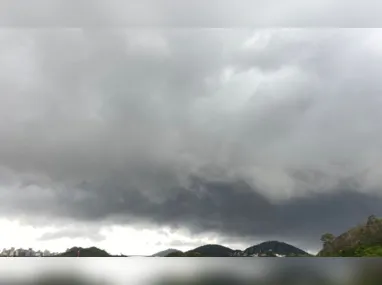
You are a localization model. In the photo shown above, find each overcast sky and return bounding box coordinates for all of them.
[1,1,382,255]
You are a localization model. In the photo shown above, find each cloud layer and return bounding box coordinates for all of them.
[1,26,382,249]
[1,0,382,27]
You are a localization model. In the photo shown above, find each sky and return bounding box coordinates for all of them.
[1,1,382,256]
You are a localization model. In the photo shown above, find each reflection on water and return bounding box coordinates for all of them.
[0,258,381,285]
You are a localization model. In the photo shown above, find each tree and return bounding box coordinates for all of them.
[367,215,378,226]
[166,251,185,257]
[320,233,335,245]
[185,252,202,257]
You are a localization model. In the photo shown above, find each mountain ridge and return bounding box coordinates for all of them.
[185,244,235,257]
[56,246,127,257]
[159,241,309,257]
[243,240,309,256]
[152,248,182,257]
[57,246,112,257]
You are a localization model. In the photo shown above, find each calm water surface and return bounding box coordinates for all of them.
[0,258,380,285]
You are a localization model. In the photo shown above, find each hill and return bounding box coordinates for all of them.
[318,215,382,257]
[152,249,182,257]
[185,244,235,257]
[162,241,309,257]
[243,241,309,257]
[57,246,112,257]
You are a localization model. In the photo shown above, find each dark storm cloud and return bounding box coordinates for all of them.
[4,178,382,250]
[1,26,382,248]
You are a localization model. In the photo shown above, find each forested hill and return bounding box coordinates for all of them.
[57,247,113,257]
[243,241,309,256]
[318,215,382,257]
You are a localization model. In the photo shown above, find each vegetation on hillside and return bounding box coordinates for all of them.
[185,244,235,257]
[152,249,182,257]
[166,251,202,257]
[165,245,233,257]
[164,242,310,257]
[243,241,309,257]
[57,246,112,257]
[318,215,382,257]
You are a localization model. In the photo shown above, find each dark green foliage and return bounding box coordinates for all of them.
[152,249,183,257]
[166,251,185,257]
[185,244,234,257]
[320,233,335,244]
[367,215,379,226]
[165,251,202,257]
[318,215,382,257]
[244,241,308,256]
[184,252,202,257]
[57,247,112,257]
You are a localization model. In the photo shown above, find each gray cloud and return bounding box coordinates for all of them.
[1,0,381,27]
[1,26,382,250]
[159,240,206,249]
[38,226,106,242]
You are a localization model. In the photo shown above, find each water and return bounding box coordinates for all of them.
[0,257,381,284]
